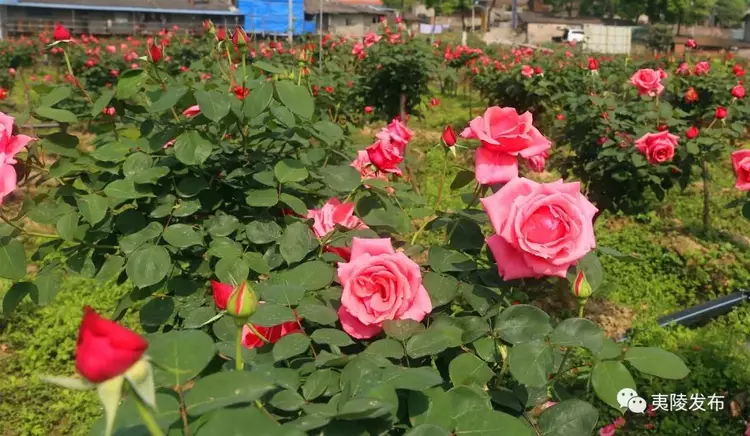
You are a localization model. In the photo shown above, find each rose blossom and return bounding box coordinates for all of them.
[481,178,598,280]
[460,106,552,184]
[337,238,432,339]
[635,131,678,164]
[676,62,689,76]
[75,306,148,383]
[211,280,234,310]
[306,197,367,239]
[694,61,710,76]
[599,423,616,436]
[525,150,548,173]
[182,105,201,118]
[242,317,301,349]
[630,69,665,96]
[686,126,699,139]
[715,106,728,119]
[732,84,745,99]
[731,149,750,191]
[366,119,413,175]
[521,65,533,78]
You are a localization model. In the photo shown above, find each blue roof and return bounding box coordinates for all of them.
[0,0,241,15]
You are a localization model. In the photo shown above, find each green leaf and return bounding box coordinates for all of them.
[91,89,115,117]
[455,410,534,436]
[120,222,163,254]
[174,131,212,166]
[285,260,334,291]
[448,353,494,387]
[313,120,344,145]
[3,282,34,316]
[320,165,361,192]
[149,330,215,387]
[103,179,152,200]
[550,318,605,354]
[55,212,79,242]
[244,81,274,118]
[258,283,306,305]
[246,189,279,207]
[273,333,311,362]
[95,255,125,283]
[428,247,476,273]
[406,327,456,358]
[591,360,637,411]
[182,306,217,329]
[337,398,393,420]
[176,176,208,198]
[116,69,146,99]
[40,85,71,107]
[276,81,314,119]
[275,159,309,183]
[271,105,295,128]
[91,142,132,163]
[296,301,338,325]
[270,389,305,411]
[383,366,443,391]
[408,388,453,430]
[303,369,334,401]
[139,297,174,329]
[149,86,187,113]
[215,256,249,285]
[185,371,276,416]
[539,399,599,436]
[365,339,404,359]
[207,237,243,259]
[508,339,555,388]
[311,328,354,346]
[575,252,603,291]
[77,194,108,225]
[245,252,270,275]
[384,319,425,342]
[35,106,78,123]
[88,392,179,435]
[279,193,308,216]
[249,302,296,326]
[0,239,26,280]
[422,272,459,307]
[252,60,284,73]
[279,222,318,264]
[494,304,552,344]
[245,220,283,244]
[43,132,80,157]
[597,338,623,360]
[451,170,475,190]
[163,224,204,248]
[123,152,152,176]
[194,89,231,122]
[624,347,690,380]
[406,425,451,436]
[126,244,171,288]
[205,213,238,237]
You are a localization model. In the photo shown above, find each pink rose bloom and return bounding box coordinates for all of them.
[182,105,201,118]
[363,32,381,47]
[461,106,552,184]
[337,238,432,339]
[366,119,413,175]
[0,164,18,205]
[599,424,616,436]
[676,62,689,76]
[694,61,710,76]
[525,150,548,173]
[163,139,176,149]
[306,197,367,239]
[630,69,664,96]
[0,112,34,165]
[481,178,598,280]
[521,65,533,78]
[635,131,678,165]
[731,149,750,191]
[387,119,413,146]
[106,45,117,54]
[352,42,365,57]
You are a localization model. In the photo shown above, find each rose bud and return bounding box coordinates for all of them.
[587,57,598,71]
[364,106,374,114]
[231,26,250,47]
[571,270,593,300]
[216,26,227,41]
[686,126,699,139]
[211,280,233,310]
[148,40,162,63]
[442,125,457,147]
[685,39,697,49]
[226,281,258,319]
[715,106,728,119]
[53,23,71,42]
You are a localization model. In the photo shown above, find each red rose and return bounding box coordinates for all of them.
[656,124,668,132]
[242,313,302,349]
[233,86,250,100]
[364,106,374,114]
[556,113,565,121]
[684,87,698,103]
[587,57,598,71]
[430,97,440,107]
[231,26,250,47]
[216,26,226,41]
[732,84,745,99]
[442,125,456,147]
[534,66,543,75]
[148,40,162,63]
[733,64,745,77]
[715,106,728,119]
[53,23,71,42]
[75,307,148,383]
[685,39,697,49]
[686,126,699,139]
[324,86,334,93]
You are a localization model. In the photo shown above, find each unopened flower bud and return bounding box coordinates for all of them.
[227,281,258,319]
[572,270,593,299]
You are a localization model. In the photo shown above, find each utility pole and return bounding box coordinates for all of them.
[512,0,517,29]
[319,0,323,67]
[288,0,293,44]
[471,1,475,33]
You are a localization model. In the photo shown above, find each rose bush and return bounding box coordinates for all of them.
[3,24,737,436]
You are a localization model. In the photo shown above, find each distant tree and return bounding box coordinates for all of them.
[713,0,746,27]
[542,0,577,16]
[425,0,471,29]
[382,0,418,11]
[666,0,715,34]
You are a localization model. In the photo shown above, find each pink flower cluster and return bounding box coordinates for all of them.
[0,113,34,204]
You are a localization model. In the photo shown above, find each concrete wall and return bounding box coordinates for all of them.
[583,24,631,54]
[327,13,379,38]
[483,26,517,44]
[526,22,570,44]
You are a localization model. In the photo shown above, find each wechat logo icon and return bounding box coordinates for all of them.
[617,388,648,414]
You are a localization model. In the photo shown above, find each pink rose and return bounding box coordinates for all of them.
[0,164,18,205]
[521,65,533,78]
[694,61,710,76]
[525,150,548,173]
[306,197,367,239]
[366,119,413,175]
[635,131,678,164]
[363,32,381,47]
[337,238,432,339]
[481,178,598,280]
[461,106,552,184]
[351,150,392,191]
[163,138,176,149]
[599,424,616,436]
[182,105,201,118]
[731,149,750,191]
[630,69,664,96]
[676,62,689,76]
[0,112,34,165]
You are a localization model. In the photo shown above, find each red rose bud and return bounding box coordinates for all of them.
[572,270,593,299]
[364,106,374,114]
[587,57,598,71]
[733,64,745,77]
[231,26,250,47]
[686,126,699,139]
[211,280,233,310]
[656,124,668,132]
[556,113,565,121]
[430,97,440,107]
[75,307,148,383]
[216,26,227,41]
[732,84,745,99]
[148,41,162,63]
[715,106,728,119]
[442,125,457,147]
[53,23,71,41]
[685,39,697,49]
[226,281,258,318]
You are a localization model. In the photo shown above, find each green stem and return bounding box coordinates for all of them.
[410,151,448,246]
[235,324,245,370]
[578,301,585,319]
[0,214,58,239]
[134,394,165,436]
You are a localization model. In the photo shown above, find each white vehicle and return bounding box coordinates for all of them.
[554,28,586,43]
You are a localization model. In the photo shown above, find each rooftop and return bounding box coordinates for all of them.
[303,0,387,15]
[2,0,239,14]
